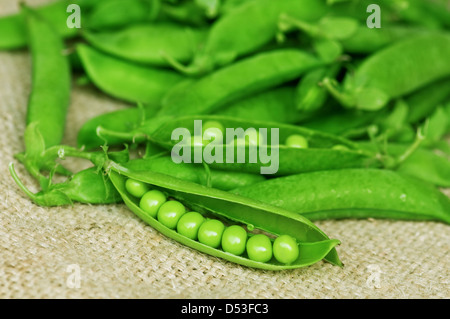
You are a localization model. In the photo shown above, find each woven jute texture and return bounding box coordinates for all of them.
[1,0,449,299]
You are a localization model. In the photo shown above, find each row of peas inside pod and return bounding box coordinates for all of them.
[182,120,317,149]
[125,178,300,265]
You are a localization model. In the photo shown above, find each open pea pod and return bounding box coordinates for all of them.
[147,115,381,175]
[107,162,342,270]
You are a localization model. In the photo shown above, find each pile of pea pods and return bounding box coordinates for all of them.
[4,0,450,270]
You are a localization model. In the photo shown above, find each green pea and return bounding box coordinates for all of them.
[221,225,247,256]
[157,200,186,229]
[285,134,309,148]
[190,135,205,147]
[331,144,350,151]
[125,178,150,198]
[198,219,225,248]
[139,190,167,218]
[246,234,273,263]
[273,235,299,264]
[202,120,224,143]
[176,212,205,240]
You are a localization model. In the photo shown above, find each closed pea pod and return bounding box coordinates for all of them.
[76,44,184,105]
[0,0,96,50]
[107,162,342,269]
[84,0,160,31]
[83,23,207,67]
[169,0,328,74]
[232,168,450,224]
[324,34,450,110]
[158,49,323,117]
[24,6,71,148]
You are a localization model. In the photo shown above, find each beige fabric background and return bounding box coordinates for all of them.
[0,0,449,299]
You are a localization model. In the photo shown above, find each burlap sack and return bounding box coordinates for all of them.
[0,0,449,299]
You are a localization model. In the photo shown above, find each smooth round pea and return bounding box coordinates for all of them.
[125,178,150,198]
[177,212,205,240]
[273,235,299,264]
[157,200,186,229]
[198,219,225,248]
[191,135,204,147]
[285,134,309,148]
[202,121,224,143]
[221,225,247,256]
[230,129,264,147]
[139,190,167,217]
[332,144,350,151]
[246,234,273,263]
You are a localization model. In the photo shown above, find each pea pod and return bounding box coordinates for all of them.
[107,162,342,269]
[340,25,430,54]
[170,0,328,74]
[24,6,71,148]
[325,34,450,111]
[214,86,306,124]
[76,44,184,104]
[123,156,266,191]
[146,115,381,175]
[83,23,207,67]
[295,64,341,112]
[84,0,160,30]
[158,49,323,117]
[0,0,83,50]
[232,169,450,224]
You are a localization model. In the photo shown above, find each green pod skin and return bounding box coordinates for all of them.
[158,49,323,117]
[0,0,78,50]
[50,167,122,204]
[160,0,210,26]
[406,77,450,125]
[358,142,450,188]
[334,34,450,111]
[214,86,307,124]
[0,0,112,50]
[9,164,122,206]
[24,6,71,149]
[295,64,341,113]
[232,168,450,224]
[180,0,328,74]
[340,25,430,54]
[107,162,342,270]
[77,105,159,150]
[122,156,266,191]
[83,22,207,67]
[147,115,380,175]
[84,0,160,30]
[76,44,184,104]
